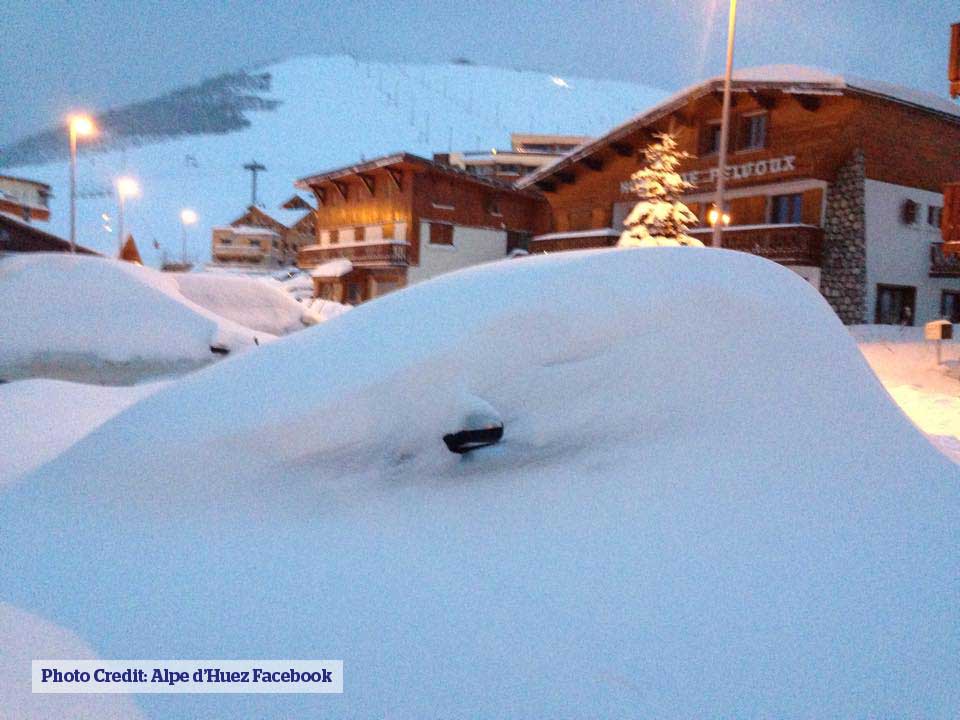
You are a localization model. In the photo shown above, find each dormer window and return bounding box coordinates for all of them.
[703,121,722,155]
[737,112,767,151]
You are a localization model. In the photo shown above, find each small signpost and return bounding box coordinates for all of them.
[925,319,953,365]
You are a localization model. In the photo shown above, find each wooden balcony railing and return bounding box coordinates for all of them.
[690,223,823,265]
[930,242,960,277]
[530,224,823,265]
[528,231,619,253]
[299,242,408,267]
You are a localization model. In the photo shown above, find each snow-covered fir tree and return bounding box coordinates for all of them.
[618,133,702,247]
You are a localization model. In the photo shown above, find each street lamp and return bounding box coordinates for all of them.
[711,0,738,249]
[67,113,97,253]
[115,176,140,256]
[708,207,731,228]
[180,208,198,265]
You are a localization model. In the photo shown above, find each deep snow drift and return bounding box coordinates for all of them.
[0,254,268,383]
[2,248,958,718]
[0,603,144,720]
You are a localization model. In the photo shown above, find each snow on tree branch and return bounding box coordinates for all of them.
[618,133,703,248]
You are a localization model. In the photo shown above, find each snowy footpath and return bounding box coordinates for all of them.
[853,325,960,464]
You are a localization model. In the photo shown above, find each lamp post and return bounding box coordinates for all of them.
[115,176,140,256]
[67,114,96,253]
[711,0,739,248]
[180,208,198,265]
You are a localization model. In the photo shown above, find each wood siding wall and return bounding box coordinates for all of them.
[308,163,549,266]
[538,90,960,234]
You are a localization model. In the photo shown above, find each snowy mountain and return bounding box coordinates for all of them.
[4,55,666,264]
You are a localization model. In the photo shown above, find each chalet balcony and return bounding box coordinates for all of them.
[213,244,267,257]
[689,223,823,265]
[299,241,408,268]
[530,224,823,266]
[528,229,619,253]
[930,242,960,277]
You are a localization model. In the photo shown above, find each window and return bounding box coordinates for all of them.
[329,229,338,244]
[703,121,723,155]
[429,222,454,246]
[929,206,944,228]
[901,199,919,225]
[737,113,767,151]
[248,238,260,247]
[486,196,502,216]
[346,281,364,304]
[875,284,917,325]
[942,290,960,323]
[356,226,366,242]
[382,223,394,240]
[770,194,803,224]
[507,230,531,253]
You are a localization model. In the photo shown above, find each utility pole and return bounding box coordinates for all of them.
[243,161,266,207]
[711,0,738,249]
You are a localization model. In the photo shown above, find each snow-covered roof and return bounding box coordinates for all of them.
[518,65,960,188]
[271,208,311,229]
[295,152,544,197]
[213,224,280,237]
[309,258,353,278]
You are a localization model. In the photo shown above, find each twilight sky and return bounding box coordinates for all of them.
[1,0,956,146]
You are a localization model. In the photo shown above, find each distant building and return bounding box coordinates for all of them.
[437,133,590,183]
[210,202,315,268]
[295,152,549,303]
[0,174,52,223]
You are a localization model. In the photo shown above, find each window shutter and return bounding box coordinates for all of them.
[951,23,960,97]
[944,184,960,246]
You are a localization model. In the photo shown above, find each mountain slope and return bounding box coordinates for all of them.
[6,55,665,264]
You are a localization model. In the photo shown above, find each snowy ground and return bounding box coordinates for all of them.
[1,248,958,718]
[853,325,960,464]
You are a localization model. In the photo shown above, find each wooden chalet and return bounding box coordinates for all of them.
[0,174,51,223]
[518,65,960,325]
[211,203,316,267]
[294,153,548,303]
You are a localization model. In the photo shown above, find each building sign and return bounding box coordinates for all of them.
[619,155,798,195]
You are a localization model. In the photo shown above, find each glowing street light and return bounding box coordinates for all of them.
[180,208,198,264]
[708,206,732,227]
[67,113,97,253]
[115,176,140,256]
[711,0,738,249]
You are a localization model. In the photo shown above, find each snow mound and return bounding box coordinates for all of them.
[174,272,314,335]
[305,297,352,323]
[0,253,269,383]
[0,602,144,719]
[3,248,959,717]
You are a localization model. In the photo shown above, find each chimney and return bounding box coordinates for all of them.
[951,23,960,98]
